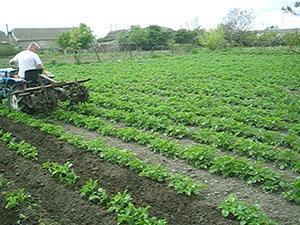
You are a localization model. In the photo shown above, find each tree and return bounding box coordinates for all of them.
[174,29,198,45]
[127,26,148,50]
[223,8,255,45]
[57,32,71,52]
[144,25,173,51]
[282,1,300,15]
[56,23,94,63]
[117,25,173,52]
[284,32,300,47]
[199,26,227,50]
[117,31,130,51]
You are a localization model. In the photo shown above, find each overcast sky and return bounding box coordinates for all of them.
[0,0,299,37]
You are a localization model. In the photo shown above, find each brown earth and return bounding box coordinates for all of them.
[52,119,300,225]
[0,117,238,225]
[0,143,115,225]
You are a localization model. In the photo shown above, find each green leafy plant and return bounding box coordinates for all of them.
[218,193,277,225]
[0,129,38,159]
[42,161,79,185]
[8,140,38,159]
[283,177,300,204]
[167,173,206,196]
[107,191,132,213]
[80,178,110,204]
[5,188,30,209]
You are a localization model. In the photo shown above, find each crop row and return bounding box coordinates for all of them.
[85,93,300,151]
[51,58,297,134]
[68,104,300,170]
[0,135,167,224]
[78,59,298,124]
[86,72,299,128]
[88,69,298,118]
[48,108,293,194]
[0,107,204,196]
[218,194,277,225]
[44,161,168,224]
[81,178,167,225]
[52,52,299,108]
[0,129,38,159]
[89,85,299,127]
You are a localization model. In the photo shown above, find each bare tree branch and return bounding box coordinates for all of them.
[282,1,300,15]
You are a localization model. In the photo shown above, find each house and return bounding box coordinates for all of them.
[97,29,128,52]
[9,28,72,49]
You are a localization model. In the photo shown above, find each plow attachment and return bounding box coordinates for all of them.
[8,78,90,114]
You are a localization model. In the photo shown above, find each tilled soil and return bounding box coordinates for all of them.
[0,143,115,225]
[0,117,238,225]
[53,119,300,225]
[0,196,19,225]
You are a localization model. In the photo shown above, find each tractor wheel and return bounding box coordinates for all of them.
[45,88,58,111]
[69,85,89,104]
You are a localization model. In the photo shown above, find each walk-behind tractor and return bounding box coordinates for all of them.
[0,68,90,114]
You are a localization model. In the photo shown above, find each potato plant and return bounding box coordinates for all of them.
[81,178,168,225]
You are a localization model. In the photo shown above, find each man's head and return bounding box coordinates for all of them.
[28,42,40,53]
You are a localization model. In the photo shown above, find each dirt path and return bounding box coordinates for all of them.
[52,120,300,225]
[0,117,237,225]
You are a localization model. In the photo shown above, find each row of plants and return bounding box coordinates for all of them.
[192,128,299,170]
[89,85,298,127]
[82,58,297,117]
[0,123,170,224]
[0,129,38,160]
[218,193,277,225]
[43,161,167,224]
[84,60,299,124]
[0,107,205,196]
[88,92,299,150]
[67,105,299,170]
[50,107,300,204]
[49,109,291,193]
[88,86,297,133]
[0,125,168,224]
[83,95,299,157]
[80,178,167,225]
[50,53,299,130]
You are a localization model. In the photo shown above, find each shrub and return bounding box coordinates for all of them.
[199,26,227,50]
[0,44,18,57]
[284,32,300,47]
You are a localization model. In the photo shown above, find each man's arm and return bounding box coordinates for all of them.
[34,54,44,70]
[36,63,44,69]
[9,56,18,68]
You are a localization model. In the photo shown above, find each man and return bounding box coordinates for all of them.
[9,42,44,79]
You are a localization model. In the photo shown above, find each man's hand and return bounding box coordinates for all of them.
[9,59,16,66]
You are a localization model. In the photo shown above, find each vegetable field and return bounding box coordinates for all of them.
[0,48,299,225]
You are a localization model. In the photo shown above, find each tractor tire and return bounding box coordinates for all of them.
[69,85,89,104]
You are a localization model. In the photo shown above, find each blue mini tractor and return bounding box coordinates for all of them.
[0,68,90,114]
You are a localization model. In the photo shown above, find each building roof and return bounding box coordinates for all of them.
[104,29,128,40]
[11,28,72,41]
[0,30,8,43]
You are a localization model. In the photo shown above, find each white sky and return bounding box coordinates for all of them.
[0,0,299,37]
